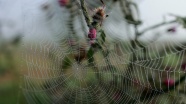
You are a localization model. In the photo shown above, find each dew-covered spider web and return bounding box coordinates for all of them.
[21,0,186,104]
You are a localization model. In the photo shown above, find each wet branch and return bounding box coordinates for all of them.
[138,20,177,37]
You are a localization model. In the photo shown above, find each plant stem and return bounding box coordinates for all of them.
[79,0,92,28]
[68,4,79,40]
[138,20,177,37]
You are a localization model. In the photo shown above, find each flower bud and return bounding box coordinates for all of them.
[88,28,97,40]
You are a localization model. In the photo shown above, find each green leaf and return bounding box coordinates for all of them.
[100,30,106,43]
[91,42,102,50]
[87,47,94,65]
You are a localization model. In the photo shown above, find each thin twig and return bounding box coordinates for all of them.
[79,0,92,28]
[138,20,177,37]
[68,4,79,40]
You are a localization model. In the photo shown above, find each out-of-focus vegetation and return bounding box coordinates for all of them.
[0,36,26,104]
[2,0,186,104]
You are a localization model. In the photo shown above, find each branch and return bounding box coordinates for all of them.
[138,19,177,37]
[68,4,79,40]
[79,0,92,28]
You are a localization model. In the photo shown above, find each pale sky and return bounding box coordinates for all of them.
[0,0,186,45]
[139,0,186,46]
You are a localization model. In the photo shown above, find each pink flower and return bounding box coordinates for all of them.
[88,28,97,40]
[58,0,69,6]
[181,63,186,71]
[163,79,174,87]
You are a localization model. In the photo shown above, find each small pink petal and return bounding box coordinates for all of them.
[163,79,174,87]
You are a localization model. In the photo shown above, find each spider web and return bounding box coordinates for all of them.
[21,0,186,104]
